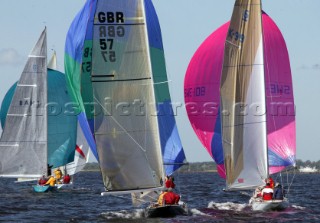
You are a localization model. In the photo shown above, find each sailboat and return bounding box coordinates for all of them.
[0,29,91,192]
[185,0,295,211]
[65,0,187,217]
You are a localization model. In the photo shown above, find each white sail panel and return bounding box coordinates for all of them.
[47,50,57,70]
[92,0,164,191]
[0,28,47,178]
[220,0,268,190]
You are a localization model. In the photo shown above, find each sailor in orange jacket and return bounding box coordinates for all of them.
[157,188,168,206]
[45,176,56,186]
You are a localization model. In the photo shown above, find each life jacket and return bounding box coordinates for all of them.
[63,175,71,184]
[165,179,175,188]
[164,191,180,205]
[262,187,273,200]
[157,192,167,206]
[269,178,275,189]
[45,176,56,186]
[38,178,47,185]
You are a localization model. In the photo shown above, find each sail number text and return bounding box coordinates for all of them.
[98,12,125,63]
[227,10,249,43]
[227,28,245,43]
[184,86,206,98]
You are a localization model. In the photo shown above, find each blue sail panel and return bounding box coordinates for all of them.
[64,0,98,160]
[145,0,186,176]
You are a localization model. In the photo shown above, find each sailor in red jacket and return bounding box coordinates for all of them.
[165,176,175,189]
[163,188,180,205]
[63,174,71,184]
[38,175,47,185]
[261,183,274,200]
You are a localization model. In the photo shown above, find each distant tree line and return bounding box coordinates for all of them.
[82,159,320,172]
[296,159,320,170]
[83,162,100,171]
[82,161,218,172]
[177,162,217,172]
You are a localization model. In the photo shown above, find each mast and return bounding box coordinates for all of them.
[260,0,269,178]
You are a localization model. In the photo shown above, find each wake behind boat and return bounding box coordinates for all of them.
[145,203,189,218]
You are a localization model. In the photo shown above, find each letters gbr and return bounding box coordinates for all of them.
[82,11,125,69]
[98,11,125,63]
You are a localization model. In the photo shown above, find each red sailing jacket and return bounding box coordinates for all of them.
[165,179,175,189]
[262,186,274,201]
[38,178,47,185]
[63,175,71,184]
[163,191,180,205]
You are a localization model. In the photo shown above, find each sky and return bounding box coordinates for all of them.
[0,0,319,162]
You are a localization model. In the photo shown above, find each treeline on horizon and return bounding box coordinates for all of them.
[83,159,318,172]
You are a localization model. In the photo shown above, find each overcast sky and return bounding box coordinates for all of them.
[0,0,319,162]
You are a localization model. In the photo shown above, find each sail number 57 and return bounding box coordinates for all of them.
[100,39,116,62]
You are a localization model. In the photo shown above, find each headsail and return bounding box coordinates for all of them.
[220,0,268,190]
[0,28,48,178]
[46,70,77,168]
[144,0,186,176]
[184,22,228,178]
[64,0,98,161]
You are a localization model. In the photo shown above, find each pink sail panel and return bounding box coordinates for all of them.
[184,12,295,177]
[184,22,229,178]
[263,12,296,173]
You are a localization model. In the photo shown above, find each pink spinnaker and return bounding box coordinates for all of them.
[184,12,296,177]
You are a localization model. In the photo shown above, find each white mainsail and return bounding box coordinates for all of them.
[220,0,268,190]
[92,0,164,192]
[0,28,48,178]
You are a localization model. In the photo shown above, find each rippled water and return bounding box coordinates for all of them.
[0,171,319,222]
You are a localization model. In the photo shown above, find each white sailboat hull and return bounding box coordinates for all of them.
[249,197,289,211]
